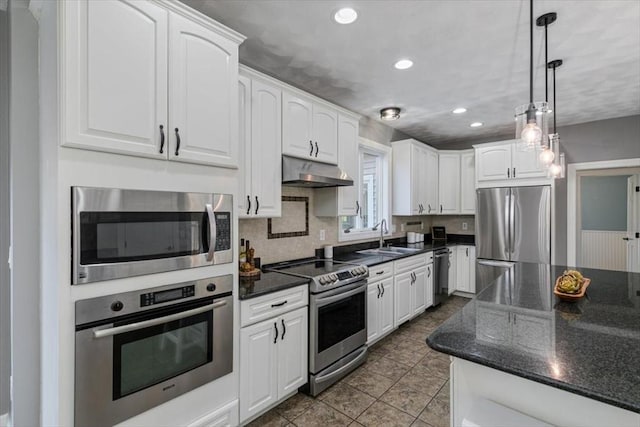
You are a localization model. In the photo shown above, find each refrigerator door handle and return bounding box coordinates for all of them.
[504,191,511,260]
[509,189,516,259]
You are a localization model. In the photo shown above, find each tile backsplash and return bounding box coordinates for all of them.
[239,187,475,265]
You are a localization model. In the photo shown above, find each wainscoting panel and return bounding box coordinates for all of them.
[580,230,628,271]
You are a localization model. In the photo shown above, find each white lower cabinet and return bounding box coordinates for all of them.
[425,261,434,308]
[394,254,428,327]
[448,249,457,295]
[187,400,238,427]
[367,262,395,345]
[240,289,308,424]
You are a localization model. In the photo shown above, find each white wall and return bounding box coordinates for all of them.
[7,0,41,425]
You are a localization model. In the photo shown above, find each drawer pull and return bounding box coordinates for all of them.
[271,300,288,308]
[376,271,384,275]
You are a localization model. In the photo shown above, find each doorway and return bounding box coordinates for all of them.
[567,159,640,272]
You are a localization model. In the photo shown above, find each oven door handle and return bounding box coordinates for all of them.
[205,203,216,262]
[93,301,227,339]
[314,284,365,307]
[314,346,368,383]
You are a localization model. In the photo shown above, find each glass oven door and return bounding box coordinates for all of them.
[311,282,367,373]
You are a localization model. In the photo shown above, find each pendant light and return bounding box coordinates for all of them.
[547,59,565,178]
[536,12,557,166]
[515,0,548,151]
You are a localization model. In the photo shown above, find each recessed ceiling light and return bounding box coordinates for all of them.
[380,107,401,121]
[394,59,413,70]
[470,122,483,128]
[334,8,358,24]
[452,107,467,114]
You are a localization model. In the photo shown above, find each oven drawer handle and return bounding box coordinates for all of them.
[93,301,227,339]
[205,203,216,262]
[315,284,365,306]
[315,347,368,383]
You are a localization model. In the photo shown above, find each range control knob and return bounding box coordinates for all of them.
[319,277,327,285]
[331,274,338,281]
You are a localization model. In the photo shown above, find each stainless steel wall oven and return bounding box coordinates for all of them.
[74,275,233,427]
[72,187,233,284]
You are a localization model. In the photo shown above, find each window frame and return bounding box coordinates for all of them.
[338,138,392,242]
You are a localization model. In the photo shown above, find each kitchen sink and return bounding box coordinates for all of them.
[356,246,422,256]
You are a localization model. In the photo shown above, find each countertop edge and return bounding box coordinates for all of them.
[426,337,640,414]
[238,278,309,300]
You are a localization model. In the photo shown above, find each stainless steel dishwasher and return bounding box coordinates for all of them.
[433,248,450,305]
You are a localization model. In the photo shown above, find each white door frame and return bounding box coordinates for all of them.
[567,158,640,266]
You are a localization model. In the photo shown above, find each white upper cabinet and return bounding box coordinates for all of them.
[62,0,243,167]
[238,71,283,218]
[475,140,550,186]
[392,139,437,215]
[438,152,461,214]
[168,12,238,167]
[315,114,360,217]
[63,0,169,158]
[460,150,476,214]
[282,92,338,164]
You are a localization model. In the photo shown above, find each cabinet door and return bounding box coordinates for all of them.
[410,145,422,215]
[366,282,381,344]
[169,13,239,167]
[456,247,470,293]
[460,151,476,214]
[417,147,431,215]
[240,319,278,422]
[238,76,252,218]
[425,148,439,214]
[394,272,413,327]
[411,267,427,317]
[476,144,512,182]
[251,80,282,217]
[468,246,476,294]
[277,308,308,398]
[282,92,313,159]
[63,0,168,158]
[448,250,457,295]
[379,280,395,336]
[312,105,338,164]
[425,263,434,308]
[337,115,359,215]
[511,146,548,179]
[438,153,461,214]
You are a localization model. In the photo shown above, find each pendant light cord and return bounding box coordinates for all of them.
[553,65,557,133]
[529,0,534,104]
[544,24,548,102]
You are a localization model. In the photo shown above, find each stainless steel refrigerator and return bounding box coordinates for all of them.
[476,186,551,264]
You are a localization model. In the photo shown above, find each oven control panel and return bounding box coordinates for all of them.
[317,266,368,286]
[140,285,195,307]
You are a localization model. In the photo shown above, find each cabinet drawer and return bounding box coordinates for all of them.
[368,262,394,282]
[394,254,427,274]
[241,285,308,327]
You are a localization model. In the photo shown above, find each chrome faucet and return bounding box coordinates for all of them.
[372,219,388,248]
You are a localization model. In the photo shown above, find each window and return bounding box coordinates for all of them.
[339,139,391,241]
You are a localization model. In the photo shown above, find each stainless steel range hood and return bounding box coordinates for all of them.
[282,155,353,188]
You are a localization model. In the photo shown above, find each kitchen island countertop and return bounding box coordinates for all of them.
[427,262,640,413]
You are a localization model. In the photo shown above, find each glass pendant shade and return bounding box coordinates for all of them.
[515,101,549,151]
[539,146,555,166]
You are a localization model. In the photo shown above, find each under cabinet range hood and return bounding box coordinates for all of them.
[282,155,353,188]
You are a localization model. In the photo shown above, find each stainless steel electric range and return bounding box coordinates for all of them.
[266,258,369,395]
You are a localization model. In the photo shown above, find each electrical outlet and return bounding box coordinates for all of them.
[462,222,468,231]
[420,222,424,230]
[392,224,397,233]
[400,223,405,232]
[319,229,325,241]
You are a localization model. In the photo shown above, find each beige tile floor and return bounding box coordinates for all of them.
[246,296,469,427]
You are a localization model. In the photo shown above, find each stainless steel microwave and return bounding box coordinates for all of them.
[72,187,233,285]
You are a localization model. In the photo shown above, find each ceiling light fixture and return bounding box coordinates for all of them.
[547,59,565,179]
[380,107,401,121]
[470,122,483,128]
[515,0,548,151]
[394,59,413,70]
[537,11,557,165]
[452,108,467,114]
[334,8,358,24]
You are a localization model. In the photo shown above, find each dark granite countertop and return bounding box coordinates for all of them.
[333,236,475,267]
[239,271,309,300]
[427,262,640,413]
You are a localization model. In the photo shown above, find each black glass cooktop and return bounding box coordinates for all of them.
[266,258,359,278]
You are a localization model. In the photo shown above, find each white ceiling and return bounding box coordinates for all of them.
[184,0,640,147]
